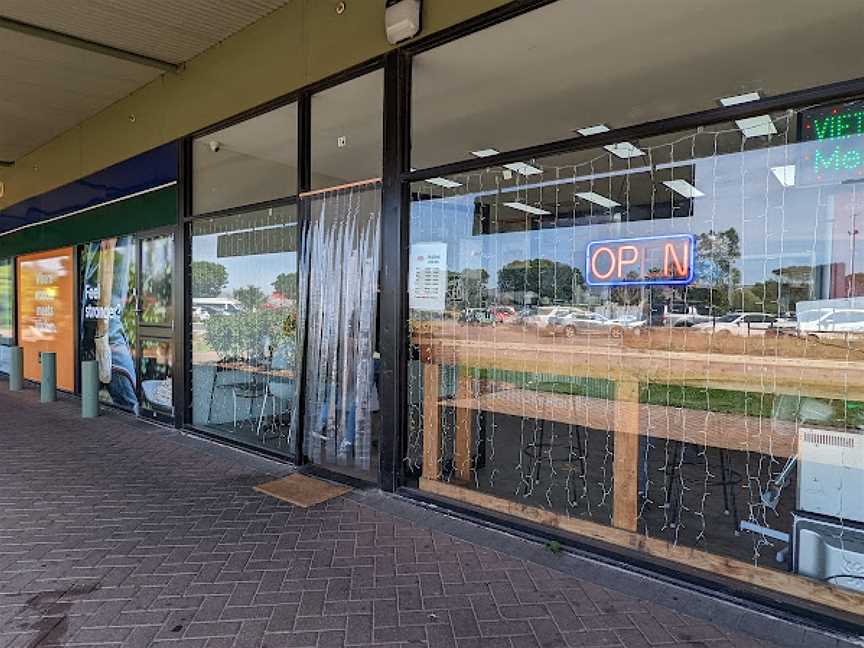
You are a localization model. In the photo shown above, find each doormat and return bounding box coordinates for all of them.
[254,473,351,508]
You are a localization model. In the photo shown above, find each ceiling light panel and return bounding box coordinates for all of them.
[503,201,551,215]
[604,142,644,158]
[471,148,500,157]
[770,165,796,187]
[576,192,620,208]
[426,177,463,189]
[503,162,543,176]
[663,179,705,198]
[576,124,611,136]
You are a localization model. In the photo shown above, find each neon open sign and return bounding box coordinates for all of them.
[586,234,695,286]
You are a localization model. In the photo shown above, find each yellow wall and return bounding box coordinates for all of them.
[0,0,509,209]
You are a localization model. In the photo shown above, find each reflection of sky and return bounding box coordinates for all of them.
[194,234,297,294]
[411,138,864,287]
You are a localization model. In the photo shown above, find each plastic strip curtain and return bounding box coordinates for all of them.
[291,182,381,470]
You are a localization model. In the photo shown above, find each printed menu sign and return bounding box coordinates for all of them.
[409,242,447,312]
[17,248,75,391]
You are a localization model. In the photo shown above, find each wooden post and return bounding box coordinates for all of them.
[422,359,441,480]
[454,372,473,482]
[613,379,640,532]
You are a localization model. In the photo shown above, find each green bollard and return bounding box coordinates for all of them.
[8,346,23,391]
[81,360,99,418]
[40,352,56,403]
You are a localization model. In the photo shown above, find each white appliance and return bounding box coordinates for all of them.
[794,515,864,594]
[798,427,864,524]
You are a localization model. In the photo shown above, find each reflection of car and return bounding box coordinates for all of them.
[524,306,573,331]
[554,312,645,338]
[489,306,516,323]
[460,308,494,325]
[692,312,779,336]
[797,309,864,338]
[193,298,242,318]
[663,305,710,327]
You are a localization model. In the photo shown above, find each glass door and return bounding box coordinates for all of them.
[136,233,174,421]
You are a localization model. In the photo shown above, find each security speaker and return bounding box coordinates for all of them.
[385,0,421,45]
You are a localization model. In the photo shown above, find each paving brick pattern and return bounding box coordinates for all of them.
[0,389,782,647]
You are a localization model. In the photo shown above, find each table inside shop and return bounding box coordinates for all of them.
[417,337,863,522]
[413,335,864,614]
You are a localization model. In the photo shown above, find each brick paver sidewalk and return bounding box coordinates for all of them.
[0,388,801,647]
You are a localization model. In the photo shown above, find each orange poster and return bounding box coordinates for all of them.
[17,248,75,391]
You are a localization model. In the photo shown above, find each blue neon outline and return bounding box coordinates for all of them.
[584,234,696,287]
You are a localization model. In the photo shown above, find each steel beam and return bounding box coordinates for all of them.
[0,15,180,73]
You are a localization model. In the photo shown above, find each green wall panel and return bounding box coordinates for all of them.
[0,187,176,258]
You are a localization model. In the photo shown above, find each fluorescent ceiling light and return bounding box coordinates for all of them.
[576,192,620,208]
[576,124,611,136]
[503,162,543,176]
[719,92,762,107]
[604,142,644,158]
[735,115,777,137]
[656,160,695,171]
[503,201,550,215]
[471,148,500,158]
[663,179,705,198]
[576,123,643,159]
[770,165,796,187]
[426,177,462,189]
[718,92,777,137]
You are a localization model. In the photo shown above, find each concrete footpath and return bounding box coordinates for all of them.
[0,387,851,648]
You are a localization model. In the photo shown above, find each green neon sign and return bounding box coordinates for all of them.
[800,102,864,180]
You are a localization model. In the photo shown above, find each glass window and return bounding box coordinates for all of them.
[191,206,298,457]
[193,103,298,215]
[412,0,864,169]
[0,258,12,343]
[407,103,864,609]
[311,70,383,190]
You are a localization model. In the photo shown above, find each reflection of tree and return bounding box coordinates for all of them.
[694,228,741,312]
[498,259,584,305]
[191,261,228,297]
[738,265,815,313]
[234,285,267,311]
[610,271,642,305]
[204,307,296,361]
[272,272,297,299]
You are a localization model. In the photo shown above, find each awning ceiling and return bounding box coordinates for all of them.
[0,0,291,163]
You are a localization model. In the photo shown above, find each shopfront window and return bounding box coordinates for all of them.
[407,103,864,610]
[193,102,298,215]
[17,248,75,392]
[191,206,298,456]
[0,257,12,343]
[411,0,864,169]
[311,70,383,189]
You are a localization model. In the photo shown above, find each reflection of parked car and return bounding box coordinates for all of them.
[193,298,242,318]
[555,312,645,338]
[525,306,573,331]
[692,312,779,336]
[192,305,210,322]
[459,308,494,325]
[797,309,864,338]
[489,306,516,323]
[663,304,710,327]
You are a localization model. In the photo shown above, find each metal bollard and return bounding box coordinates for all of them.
[8,346,23,391]
[40,352,56,403]
[81,360,99,418]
